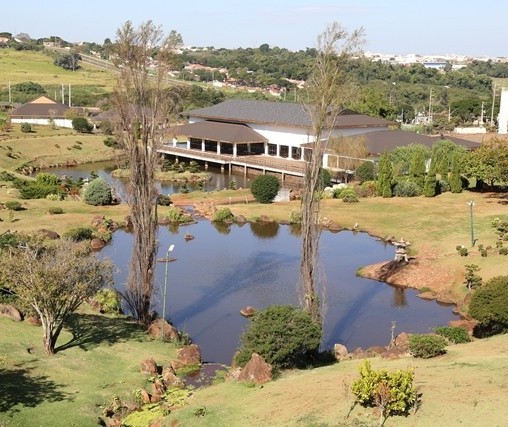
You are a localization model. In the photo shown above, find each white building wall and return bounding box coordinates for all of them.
[12,118,73,128]
[499,88,508,134]
[189,116,388,147]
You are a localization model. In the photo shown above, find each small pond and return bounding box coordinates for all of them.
[100,221,459,365]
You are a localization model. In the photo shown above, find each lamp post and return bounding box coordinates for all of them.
[467,201,475,247]
[161,244,175,342]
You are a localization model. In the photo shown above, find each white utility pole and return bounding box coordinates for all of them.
[68,83,71,107]
[491,82,496,126]
[61,84,64,104]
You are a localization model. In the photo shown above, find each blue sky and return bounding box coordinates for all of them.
[1,0,506,56]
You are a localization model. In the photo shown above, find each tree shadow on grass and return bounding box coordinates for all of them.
[56,313,147,353]
[0,364,72,414]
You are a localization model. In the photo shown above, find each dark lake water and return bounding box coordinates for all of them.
[100,222,459,364]
[39,163,459,364]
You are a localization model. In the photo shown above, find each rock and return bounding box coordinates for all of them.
[152,377,166,396]
[351,347,368,359]
[109,221,119,231]
[177,344,202,367]
[184,233,195,241]
[226,367,242,381]
[124,215,133,230]
[436,293,455,304]
[140,358,158,375]
[158,217,170,225]
[26,316,41,326]
[91,215,105,227]
[334,343,349,360]
[147,319,179,342]
[417,291,436,300]
[150,393,162,403]
[238,353,272,384]
[97,226,109,234]
[235,215,247,224]
[381,345,408,360]
[328,223,342,233]
[162,366,185,389]
[240,306,256,317]
[259,215,273,223]
[140,389,151,404]
[90,238,106,250]
[394,332,410,349]
[0,304,22,321]
[170,360,186,371]
[367,345,386,356]
[38,228,60,240]
[448,319,478,335]
[149,419,163,427]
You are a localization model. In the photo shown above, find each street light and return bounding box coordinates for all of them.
[467,201,475,247]
[161,244,175,342]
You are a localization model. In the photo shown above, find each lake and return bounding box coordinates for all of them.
[100,221,458,364]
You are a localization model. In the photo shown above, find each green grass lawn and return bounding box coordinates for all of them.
[0,311,179,427]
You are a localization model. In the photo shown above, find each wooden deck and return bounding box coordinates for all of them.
[158,144,306,178]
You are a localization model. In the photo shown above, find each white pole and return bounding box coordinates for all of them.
[161,244,175,342]
[69,83,71,107]
[61,84,64,104]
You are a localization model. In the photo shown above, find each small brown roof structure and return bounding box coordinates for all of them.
[174,121,268,143]
[185,100,394,129]
[339,130,481,154]
[11,96,70,118]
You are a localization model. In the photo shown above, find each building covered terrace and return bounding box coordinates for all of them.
[171,120,268,157]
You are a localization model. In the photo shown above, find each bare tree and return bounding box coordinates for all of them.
[113,21,182,326]
[328,135,369,182]
[0,238,112,354]
[300,22,364,323]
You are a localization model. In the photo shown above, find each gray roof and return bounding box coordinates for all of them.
[11,96,70,118]
[338,130,481,154]
[185,100,394,129]
[173,121,268,143]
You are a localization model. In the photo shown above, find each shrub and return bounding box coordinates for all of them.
[434,326,471,344]
[164,206,192,223]
[72,144,82,150]
[458,247,468,256]
[46,193,61,201]
[355,161,375,183]
[229,180,237,190]
[393,180,422,197]
[320,168,332,188]
[156,194,172,206]
[103,136,122,149]
[20,122,31,133]
[4,201,22,211]
[0,171,15,182]
[83,178,112,206]
[408,334,447,358]
[36,173,60,186]
[351,360,416,426]
[499,247,508,255]
[63,226,94,241]
[289,210,301,224]
[48,206,64,215]
[94,288,122,314]
[469,275,508,336]
[358,181,377,197]
[437,179,450,194]
[250,175,280,204]
[464,264,482,290]
[235,305,322,370]
[338,188,359,203]
[71,117,93,133]
[17,181,62,199]
[213,207,234,222]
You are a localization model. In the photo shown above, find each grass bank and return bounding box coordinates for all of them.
[0,310,179,427]
[0,124,120,171]
[163,333,508,426]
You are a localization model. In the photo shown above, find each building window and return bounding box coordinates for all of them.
[291,147,301,160]
[280,145,289,158]
[267,143,277,156]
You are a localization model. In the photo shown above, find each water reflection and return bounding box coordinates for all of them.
[99,222,459,364]
[249,221,280,239]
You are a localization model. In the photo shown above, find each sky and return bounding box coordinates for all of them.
[1,0,506,57]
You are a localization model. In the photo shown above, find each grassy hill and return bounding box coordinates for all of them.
[0,49,117,105]
[1,313,507,426]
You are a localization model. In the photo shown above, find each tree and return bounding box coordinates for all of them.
[72,117,93,133]
[112,21,183,326]
[376,153,393,197]
[355,161,375,183]
[423,159,437,197]
[300,22,364,323]
[327,135,368,182]
[409,148,426,189]
[0,238,112,354]
[54,51,81,71]
[463,139,508,188]
[250,174,280,203]
[449,150,464,193]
